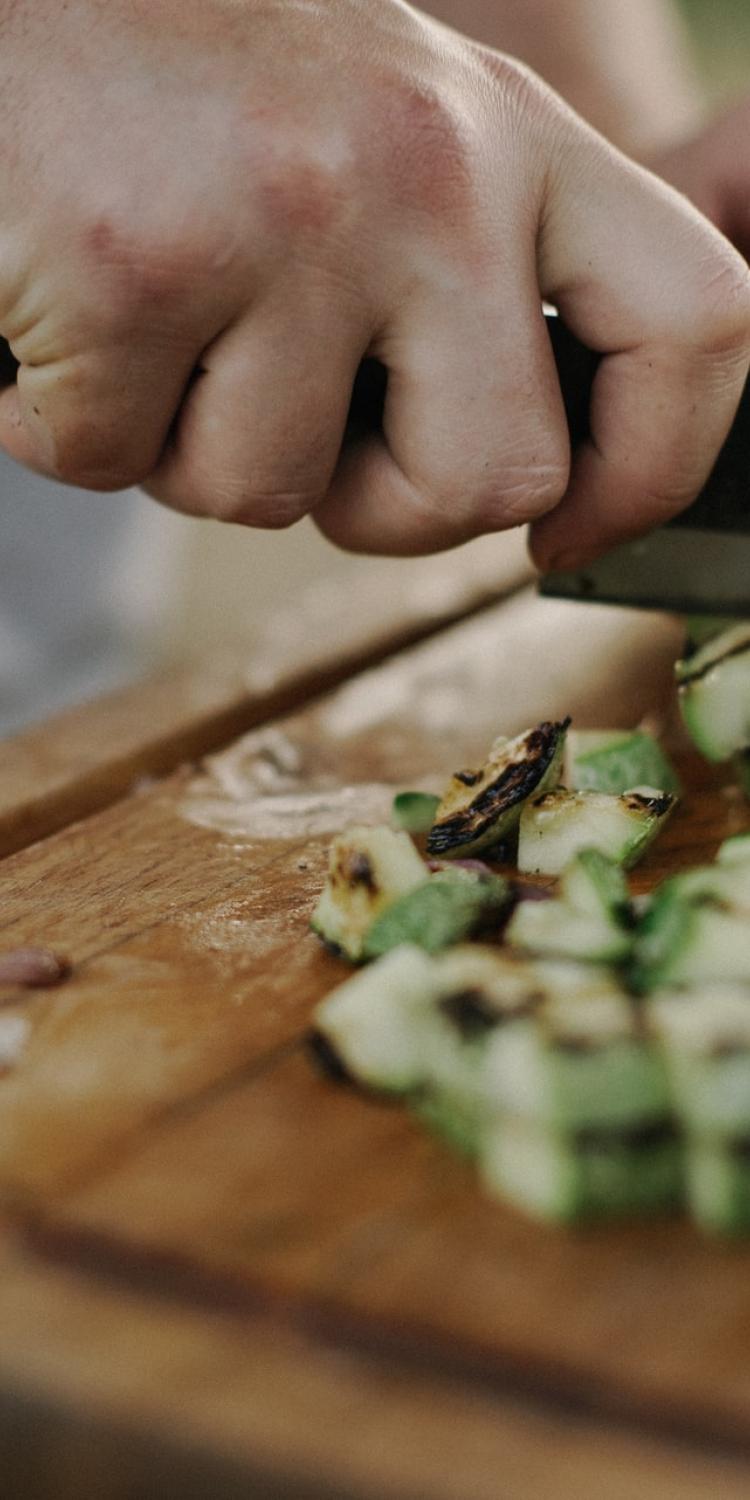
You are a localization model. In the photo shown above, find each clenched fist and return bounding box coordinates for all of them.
[1,0,749,568]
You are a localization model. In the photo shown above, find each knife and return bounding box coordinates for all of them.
[2,319,747,614]
[349,317,749,617]
[535,320,750,618]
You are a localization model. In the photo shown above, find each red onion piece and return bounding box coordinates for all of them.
[0,948,71,989]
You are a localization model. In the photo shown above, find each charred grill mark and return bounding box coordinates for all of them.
[311,929,346,959]
[622,792,674,818]
[439,988,501,1038]
[440,985,540,1038]
[552,1035,609,1056]
[617,901,638,931]
[453,768,481,787]
[575,1120,677,1153]
[427,720,569,855]
[342,852,377,891]
[307,1030,356,1085]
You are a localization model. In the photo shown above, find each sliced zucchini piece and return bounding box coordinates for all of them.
[363,868,510,960]
[649,985,750,1136]
[517,787,676,876]
[481,987,669,1131]
[567,729,680,796]
[415,954,625,1156]
[684,1139,750,1236]
[480,1116,682,1224]
[411,1088,482,1158]
[426,719,569,859]
[559,846,632,920]
[676,621,750,762]
[413,947,549,1152]
[310,944,437,1093]
[631,879,750,993]
[530,958,625,999]
[391,791,441,835]
[313,943,547,1122]
[507,848,634,964]
[505,901,632,964]
[310,824,428,961]
[718,830,750,867]
[668,861,750,914]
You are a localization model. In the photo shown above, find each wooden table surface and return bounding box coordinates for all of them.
[1,551,749,1500]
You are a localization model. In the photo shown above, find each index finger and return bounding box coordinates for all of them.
[530,140,750,572]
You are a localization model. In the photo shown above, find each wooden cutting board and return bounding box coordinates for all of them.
[1,581,749,1500]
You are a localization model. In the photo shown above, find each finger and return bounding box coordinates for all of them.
[0,337,197,490]
[530,339,750,570]
[147,294,369,526]
[531,137,750,571]
[314,267,570,555]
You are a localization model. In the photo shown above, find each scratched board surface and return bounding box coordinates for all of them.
[2,591,749,1461]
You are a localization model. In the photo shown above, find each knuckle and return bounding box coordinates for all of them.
[476,50,536,103]
[489,465,569,526]
[185,472,322,528]
[81,211,205,325]
[419,453,569,535]
[257,149,350,243]
[232,488,322,529]
[692,249,750,357]
[464,450,569,527]
[378,76,474,220]
[474,48,551,131]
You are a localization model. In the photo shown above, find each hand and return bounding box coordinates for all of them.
[1,0,749,571]
[650,99,750,262]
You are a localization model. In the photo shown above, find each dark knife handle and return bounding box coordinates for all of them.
[347,313,750,537]
[347,314,597,452]
[2,319,746,534]
[542,318,750,535]
[0,337,19,387]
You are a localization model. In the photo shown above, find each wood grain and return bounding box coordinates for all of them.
[3,587,748,1494]
[42,1049,750,1449]
[0,535,532,859]
[0,595,687,1197]
[2,1233,748,1500]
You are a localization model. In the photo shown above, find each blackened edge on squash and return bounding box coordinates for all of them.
[622,791,675,819]
[439,988,501,1040]
[307,1030,356,1086]
[426,719,570,856]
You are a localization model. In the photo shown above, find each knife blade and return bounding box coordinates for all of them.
[536,317,750,616]
[2,318,747,614]
[351,316,749,615]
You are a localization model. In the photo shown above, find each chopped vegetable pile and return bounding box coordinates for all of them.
[308,619,750,1235]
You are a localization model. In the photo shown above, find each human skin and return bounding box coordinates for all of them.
[422,0,704,153]
[423,0,750,563]
[648,99,750,263]
[1,0,749,572]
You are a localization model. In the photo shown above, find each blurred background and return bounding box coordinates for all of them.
[1,0,749,738]
[680,0,750,98]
